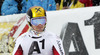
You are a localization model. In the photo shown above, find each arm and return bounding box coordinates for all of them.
[53,46,60,55]
[12,36,24,55]
[12,33,27,55]
[1,0,18,15]
[14,45,23,55]
[53,37,65,55]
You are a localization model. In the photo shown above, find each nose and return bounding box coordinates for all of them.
[38,24,42,26]
[37,24,43,28]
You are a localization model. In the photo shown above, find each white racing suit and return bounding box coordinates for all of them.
[13,30,65,55]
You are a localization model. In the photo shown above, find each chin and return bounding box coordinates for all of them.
[36,29,44,32]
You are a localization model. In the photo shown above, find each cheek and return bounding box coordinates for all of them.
[32,24,45,29]
[37,25,45,28]
[32,25,36,29]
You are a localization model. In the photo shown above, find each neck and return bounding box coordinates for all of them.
[30,28,44,35]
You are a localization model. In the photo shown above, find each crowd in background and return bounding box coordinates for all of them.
[0,0,100,16]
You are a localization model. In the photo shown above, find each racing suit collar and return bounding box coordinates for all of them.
[30,28,45,35]
[29,28,46,38]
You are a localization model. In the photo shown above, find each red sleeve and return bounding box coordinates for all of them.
[53,46,60,55]
[15,45,23,55]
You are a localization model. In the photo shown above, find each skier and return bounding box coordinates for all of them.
[12,6,65,55]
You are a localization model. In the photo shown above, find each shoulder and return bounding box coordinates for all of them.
[45,31,59,39]
[19,32,28,38]
[15,32,28,42]
[45,31,56,36]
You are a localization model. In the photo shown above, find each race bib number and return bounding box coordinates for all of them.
[28,39,45,54]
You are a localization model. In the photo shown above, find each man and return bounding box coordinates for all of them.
[13,6,65,55]
[55,0,61,10]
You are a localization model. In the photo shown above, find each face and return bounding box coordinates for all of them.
[30,17,46,32]
[32,24,45,32]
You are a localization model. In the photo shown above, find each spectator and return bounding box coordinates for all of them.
[63,0,71,9]
[59,0,63,10]
[59,0,84,9]
[92,0,100,6]
[1,0,27,15]
[55,0,61,10]
[69,0,84,9]
[0,0,4,15]
[79,0,93,7]
[26,0,56,12]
